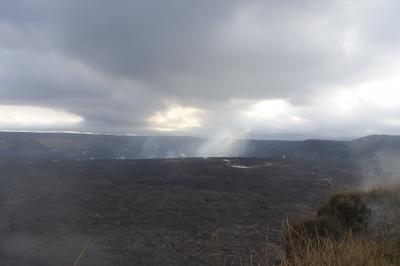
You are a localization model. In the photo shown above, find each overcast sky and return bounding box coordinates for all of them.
[1,0,400,139]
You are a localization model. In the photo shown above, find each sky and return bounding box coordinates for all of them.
[1,0,400,139]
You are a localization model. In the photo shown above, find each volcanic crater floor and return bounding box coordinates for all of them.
[0,157,359,265]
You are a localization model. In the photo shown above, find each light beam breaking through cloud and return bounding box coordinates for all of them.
[147,105,203,132]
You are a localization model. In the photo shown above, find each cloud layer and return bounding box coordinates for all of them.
[1,0,400,139]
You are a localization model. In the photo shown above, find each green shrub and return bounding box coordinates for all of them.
[317,191,370,232]
[280,187,400,265]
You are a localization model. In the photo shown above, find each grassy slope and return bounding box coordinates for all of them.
[279,187,400,266]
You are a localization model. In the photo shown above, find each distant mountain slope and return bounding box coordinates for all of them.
[350,135,400,155]
[0,132,398,160]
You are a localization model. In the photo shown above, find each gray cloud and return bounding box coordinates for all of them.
[0,0,399,138]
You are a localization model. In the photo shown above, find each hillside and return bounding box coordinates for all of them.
[0,132,395,161]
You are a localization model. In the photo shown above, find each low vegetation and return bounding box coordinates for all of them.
[277,186,400,266]
[281,231,392,266]
[213,186,400,265]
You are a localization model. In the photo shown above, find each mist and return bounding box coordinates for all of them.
[359,150,400,188]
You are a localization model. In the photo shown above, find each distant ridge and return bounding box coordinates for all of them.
[0,131,398,160]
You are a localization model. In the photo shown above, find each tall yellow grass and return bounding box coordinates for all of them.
[281,224,393,266]
[214,186,400,265]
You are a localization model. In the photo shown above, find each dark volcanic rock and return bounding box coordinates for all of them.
[0,157,359,265]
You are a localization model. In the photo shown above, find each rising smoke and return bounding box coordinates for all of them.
[359,150,400,188]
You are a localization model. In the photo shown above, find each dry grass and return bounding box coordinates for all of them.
[220,230,395,266]
[278,186,400,266]
[215,186,400,265]
[281,223,394,266]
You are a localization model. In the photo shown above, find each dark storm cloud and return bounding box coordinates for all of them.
[0,0,400,137]
[48,0,361,100]
[0,0,355,99]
